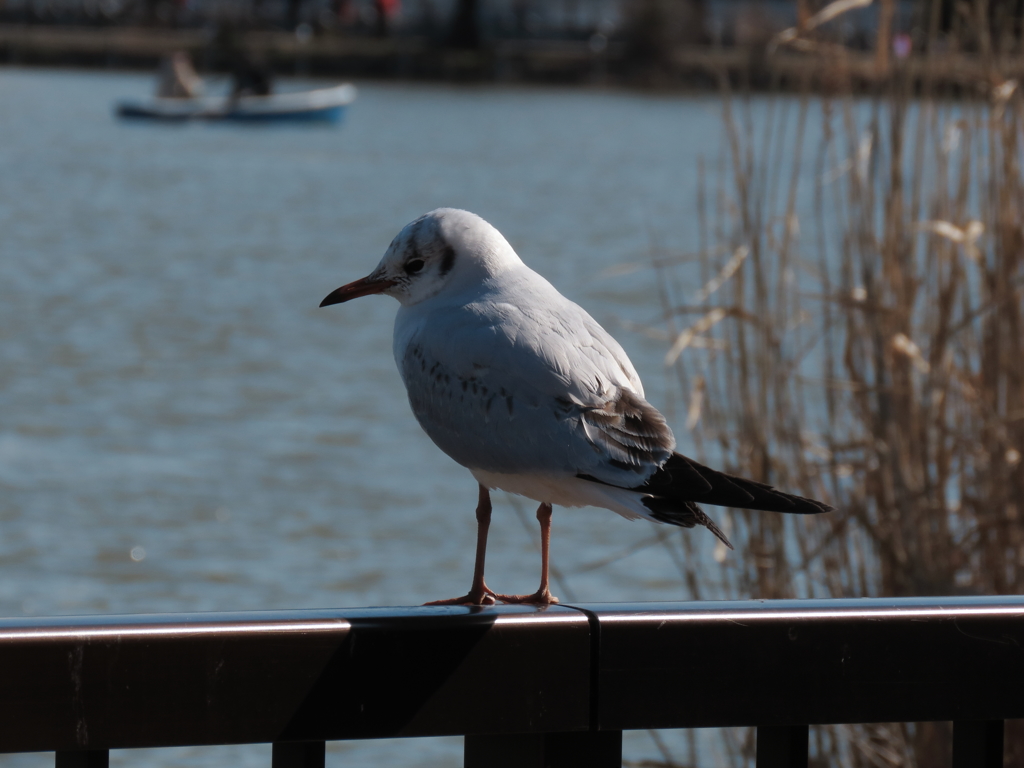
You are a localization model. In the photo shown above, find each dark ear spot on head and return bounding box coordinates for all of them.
[439,246,456,277]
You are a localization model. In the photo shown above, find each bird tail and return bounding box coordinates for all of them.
[639,453,834,514]
[636,453,834,546]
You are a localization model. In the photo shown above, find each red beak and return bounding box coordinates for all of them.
[319,275,396,307]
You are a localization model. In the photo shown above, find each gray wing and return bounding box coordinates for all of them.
[395,286,675,487]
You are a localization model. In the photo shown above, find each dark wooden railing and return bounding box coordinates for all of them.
[2,596,1023,767]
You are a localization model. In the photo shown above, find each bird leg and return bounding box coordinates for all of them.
[493,502,560,606]
[424,484,497,606]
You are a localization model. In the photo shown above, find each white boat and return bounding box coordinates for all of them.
[116,84,356,124]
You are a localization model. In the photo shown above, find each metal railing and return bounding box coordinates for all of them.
[2,596,1022,767]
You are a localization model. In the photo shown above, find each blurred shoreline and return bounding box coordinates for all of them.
[2,23,1021,93]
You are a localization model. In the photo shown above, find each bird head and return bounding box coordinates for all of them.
[320,208,521,309]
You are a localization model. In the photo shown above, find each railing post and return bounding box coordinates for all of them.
[464,731,622,768]
[756,725,808,768]
[272,741,325,768]
[953,720,1003,768]
[54,751,109,768]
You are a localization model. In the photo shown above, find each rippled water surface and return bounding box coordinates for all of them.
[0,68,739,766]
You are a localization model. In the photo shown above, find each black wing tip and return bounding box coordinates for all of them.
[787,496,835,515]
[641,498,735,549]
[703,516,735,550]
[663,453,835,516]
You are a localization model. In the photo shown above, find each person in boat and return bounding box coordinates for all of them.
[213,24,274,99]
[156,51,204,99]
[230,54,273,98]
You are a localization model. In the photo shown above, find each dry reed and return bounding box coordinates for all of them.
[647,3,1024,765]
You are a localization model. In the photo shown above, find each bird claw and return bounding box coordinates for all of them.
[492,590,560,606]
[424,585,498,606]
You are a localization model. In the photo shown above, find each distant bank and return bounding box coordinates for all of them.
[1,24,1020,93]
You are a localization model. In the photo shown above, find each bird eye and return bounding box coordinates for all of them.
[404,259,425,275]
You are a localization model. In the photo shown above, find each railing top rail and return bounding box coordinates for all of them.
[4,593,1023,630]
[576,594,1024,620]
[0,604,578,639]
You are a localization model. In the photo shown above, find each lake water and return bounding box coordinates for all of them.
[0,68,747,766]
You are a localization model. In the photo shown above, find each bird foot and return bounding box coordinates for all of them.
[492,589,560,606]
[424,584,498,606]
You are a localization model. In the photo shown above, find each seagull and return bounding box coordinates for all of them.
[320,209,832,606]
